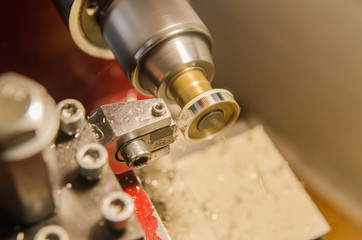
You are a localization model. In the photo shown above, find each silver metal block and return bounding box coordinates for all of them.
[88,98,176,168]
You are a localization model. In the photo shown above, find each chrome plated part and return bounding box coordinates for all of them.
[76,143,108,181]
[58,98,85,136]
[101,0,213,98]
[88,98,176,168]
[120,139,152,168]
[0,73,59,224]
[139,34,214,101]
[101,191,135,232]
[34,225,69,240]
[178,89,240,142]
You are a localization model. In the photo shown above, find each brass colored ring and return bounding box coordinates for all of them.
[178,89,240,142]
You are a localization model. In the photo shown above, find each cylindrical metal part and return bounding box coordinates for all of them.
[34,225,69,240]
[55,0,240,142]
[58,98,85,136]
[120,139,152,168]
[101,191,134,232]
[178,88,240,142]
[0,73,59,224]
[139,34,214,101]
[170,69,212,107]
[151,102,166,117]
[101,0,214,99]
[76,143,108,181]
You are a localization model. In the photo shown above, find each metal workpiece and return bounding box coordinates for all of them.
[101,0,213,97]
[34,225,69,240]
[58,98,86,136]
[101,191,135,232]
[76,143,108,181]
[138,34,214,100]
[177,88,240,142]
[88,98,176,168]
[99,0,240,141]
[169,70,240,142]
[54,0,239,142]
[0,73,59,224]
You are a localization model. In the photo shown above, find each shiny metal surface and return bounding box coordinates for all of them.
[34,225,69,240]
[197,110,224,131]
[88,98,176,168]
[58,98,85,136]
[101,0,213,97]
[76,143,108,181]
[0,73,59,224]
[139,34,214,100]
[178,89,240,142]
[120,139,152,168]
[101,191,135,232]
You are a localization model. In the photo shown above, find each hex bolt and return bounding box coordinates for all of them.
[76,143,108,181]
[120,139,151,168]
[58,99,85,136]
[101,191,134,232]
[151,102,166,117]
[34,225,69,240]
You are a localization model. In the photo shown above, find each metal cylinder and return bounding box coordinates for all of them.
[0,73,59,224]
[55,0,240,142]
[101,191,134,232]
[58,98,85,136]
[101,0,214,99]
[34,225,69,240]
[120,139,152,168]
[76,143,108,181]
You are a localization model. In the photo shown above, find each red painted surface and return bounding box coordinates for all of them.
[117,171,162,240]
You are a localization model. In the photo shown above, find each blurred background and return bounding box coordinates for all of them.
[1,0,362,239]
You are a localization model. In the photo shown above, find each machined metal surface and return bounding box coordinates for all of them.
[177,88,240,142]
[54,0,239,143]
[34,225,69,240]
[101,0,213,98]
[138,34,214,101]
[76,142,108,181]
[1,124,145,240]
[101,191,135,232]
[0,73,59,224]
[58,98,86,136]
[120,139,152,168]
[88,98,176,168]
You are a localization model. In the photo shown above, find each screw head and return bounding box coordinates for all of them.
[151,102,166,117]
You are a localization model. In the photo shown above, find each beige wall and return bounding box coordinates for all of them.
[192,0,362,218]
